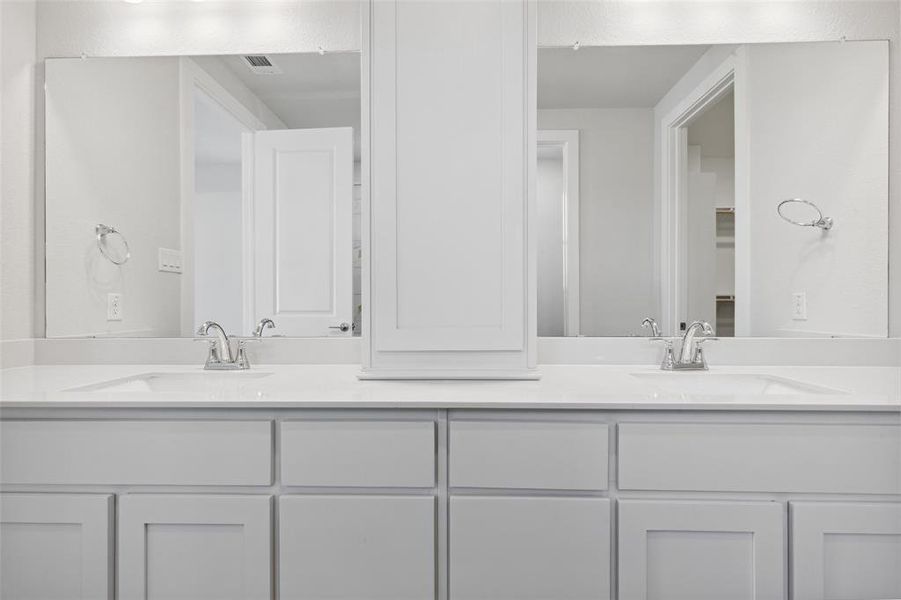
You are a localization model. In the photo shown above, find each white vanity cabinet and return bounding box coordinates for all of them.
[278,419,438,600]
[0,493,114,600]
[0,409,898,600]
[448,419,612,599]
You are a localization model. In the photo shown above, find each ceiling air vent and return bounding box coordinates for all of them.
[242,55,282,75]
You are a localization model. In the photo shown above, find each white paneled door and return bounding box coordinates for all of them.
[791,502,901,600]
[118,494,271,600]
[279,495,436,599]
[449,496,611,599]
[0,493,113,600]
[249,127,353,336]
[618,500,784,600]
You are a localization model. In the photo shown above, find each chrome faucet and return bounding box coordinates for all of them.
[641,317,661,337]
[196,321,250,370]
[253,318,276,337]
[673,321,716,370]
[646,318,716,370]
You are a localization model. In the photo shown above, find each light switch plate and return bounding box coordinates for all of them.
[791,292,808,320]
[107,293,123,321]
[158,248,183,273]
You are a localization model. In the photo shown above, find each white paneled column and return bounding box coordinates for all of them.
[362,0,537,378]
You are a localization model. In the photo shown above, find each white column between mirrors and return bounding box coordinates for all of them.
[361,0,538,379]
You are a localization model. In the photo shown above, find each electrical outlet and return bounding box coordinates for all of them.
[791,292,807,321]
[107,293,123,321]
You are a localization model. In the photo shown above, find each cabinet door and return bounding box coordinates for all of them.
[365,0,533,376]
[449,496,610,600]
[618,500,784,600]
[792,502,901,600]
[118,494,271,600]
[0,493,113,600]
[279,495,435,600]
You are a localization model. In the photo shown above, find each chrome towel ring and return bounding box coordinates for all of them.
[95,224,130,265]
[777,198,833,231]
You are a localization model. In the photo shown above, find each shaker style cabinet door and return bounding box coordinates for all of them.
[0,493,113,600]
[449,496,611,600]
[118,495,271,600]
[791,502,901,600]
[618,500,784,600]
[364,0,533,376]
[279,495,436,600]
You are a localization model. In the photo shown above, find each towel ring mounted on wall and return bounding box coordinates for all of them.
[777,198,834,231]
[95,224,131,265]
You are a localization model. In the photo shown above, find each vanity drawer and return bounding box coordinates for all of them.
[0,420,273,485]
[280,420,436,487]
[618,422,901,494]
[449,420,609,490]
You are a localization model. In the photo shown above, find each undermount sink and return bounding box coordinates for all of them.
[631,372,846,396]
[67,371,273,393]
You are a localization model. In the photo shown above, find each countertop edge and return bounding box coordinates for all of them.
[1,400,899,412]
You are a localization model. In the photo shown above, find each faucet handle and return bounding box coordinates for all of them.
[234,340,251,370]
[648,336,676,370]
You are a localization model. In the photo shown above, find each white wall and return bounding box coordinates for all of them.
[0,0,37,341]
[194,164,243,337]
[744,41,888,338]
[538,108,655,336]
[541,0,901,337]
[193,166,243,335]
[537,150,565,337]
[35,0,359,59]
[45,58,182,337]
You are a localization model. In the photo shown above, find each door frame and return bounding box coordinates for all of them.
[177,58,268,336]
[537,130,580,336]
[658,51,747,336]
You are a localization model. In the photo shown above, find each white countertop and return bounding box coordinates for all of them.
[1,364,899,411]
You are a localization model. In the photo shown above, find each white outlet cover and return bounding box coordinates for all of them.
[791,292,808,321]
[107,293,123,321]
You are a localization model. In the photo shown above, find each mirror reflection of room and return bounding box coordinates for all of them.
[684,91,735,338]
[537,41,888,339]
[45,53,361,339]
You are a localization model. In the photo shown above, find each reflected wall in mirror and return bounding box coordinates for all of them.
[537,41,889,338]
[45,53,362,338]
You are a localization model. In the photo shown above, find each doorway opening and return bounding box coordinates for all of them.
[683,90,735,336]
[537,130,580,337]
[659,55,742,337]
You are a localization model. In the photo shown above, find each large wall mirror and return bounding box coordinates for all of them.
[44,52,362,338]
[537,41,889,338]
[43,39,890,341]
